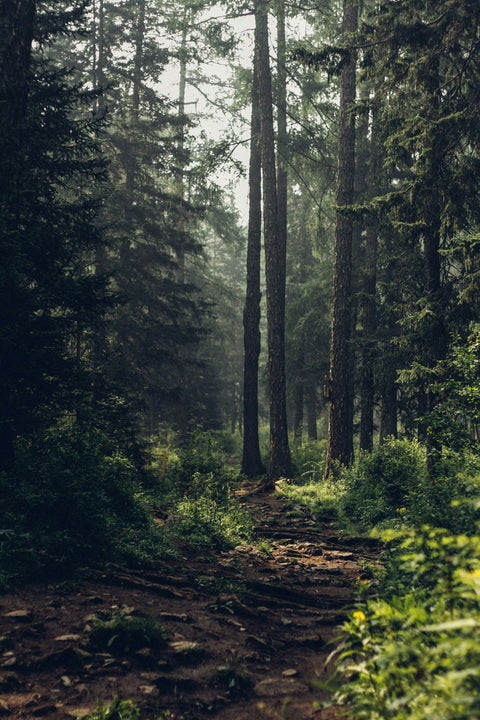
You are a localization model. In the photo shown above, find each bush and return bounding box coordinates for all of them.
[290,439,328,485]
[170,494,254,550]
[0,424,152,585]
[338,438,427,529]
[165,430,233,501]
[88,610,167,655]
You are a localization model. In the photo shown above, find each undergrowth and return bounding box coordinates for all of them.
[84,697,174,719]
[0,426,253,590]
[282,436,480,719]
[329,526,480,720]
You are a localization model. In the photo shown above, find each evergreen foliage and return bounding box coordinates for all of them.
[0,425,152,586]
[0,4,112,461]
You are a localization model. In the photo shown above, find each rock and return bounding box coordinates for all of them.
[121,606,136,615]
[33,647,85,671]
[168,641,204,664]
[296,635,326,650]
[3,610,32,622]
[159,612,189,623]
[47,600,62,609]
[138,685,159,696]
[0,693,37,710]
[84,596,104,605]
[64,707,95,718]
[0,638,13,652]
[169,640,200,653]
[254,677,308,697]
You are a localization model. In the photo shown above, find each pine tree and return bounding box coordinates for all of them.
[242,49,265,477]
[255,0,292,484]
[324,0,358,477]
[360,0,480,461]
[0,0,111,464]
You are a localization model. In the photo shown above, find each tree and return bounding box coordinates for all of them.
[242,50,265,477]
[0,1,111,464]
[324,0,358,477]
[358,83,381,452]
[255,0,292,483]
[360,0,480,462]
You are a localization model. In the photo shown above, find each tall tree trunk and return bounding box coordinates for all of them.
[379,234,398,443]
[175,16,189,439]
[359,91,381,451]
[324,0,358,478]
[421,57,447,474]
[276,0,287,270]
[380,363,397,442]
[92,0,108,404]
[255,0,292,484]
[0,0,35,128]
[306,382,317,440]
[0,0,36,466]
[293,336,305,444]
[242,48,265,477]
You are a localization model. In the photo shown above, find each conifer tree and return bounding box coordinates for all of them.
[324,0,358,477]
[255,0,292,484]
[360,0,480,461]
[0,0,111,463]
[242,49,265,477]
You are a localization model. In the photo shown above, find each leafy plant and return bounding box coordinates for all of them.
[214,662,253,698]
[88,610,167,655]
[84,698,141,720]
[83,698,174,720]
[170,495,253,550]
[331,526,480,720]
[338,438,427,529]
[290,439,328,484]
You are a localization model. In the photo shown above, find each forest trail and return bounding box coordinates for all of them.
[0,485,381,720]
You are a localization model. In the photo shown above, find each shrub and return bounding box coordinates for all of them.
[0,424,152,585]
[88,610,167,655]
[338,438,427,529]
[290,439,328,485]
[165,430,234,500]
[170,494,254,550]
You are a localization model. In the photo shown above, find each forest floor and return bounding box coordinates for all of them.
[0,483,381,720]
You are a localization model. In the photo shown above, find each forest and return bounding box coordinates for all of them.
[2,0,480,718]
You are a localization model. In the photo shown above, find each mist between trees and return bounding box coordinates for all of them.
[2,0,480,490]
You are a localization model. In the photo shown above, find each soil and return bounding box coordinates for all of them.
[0,484,381,720]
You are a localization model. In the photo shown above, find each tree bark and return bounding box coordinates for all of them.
[255,0,292,483]
[359,91,381,451]
[241,49,265,476]
[306,382,317,439]
[324,0,358,478]
[276,0,287,274]
[379,364,398,442]
[293,335,305,444]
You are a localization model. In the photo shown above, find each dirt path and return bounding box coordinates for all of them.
[0,486,380,720]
